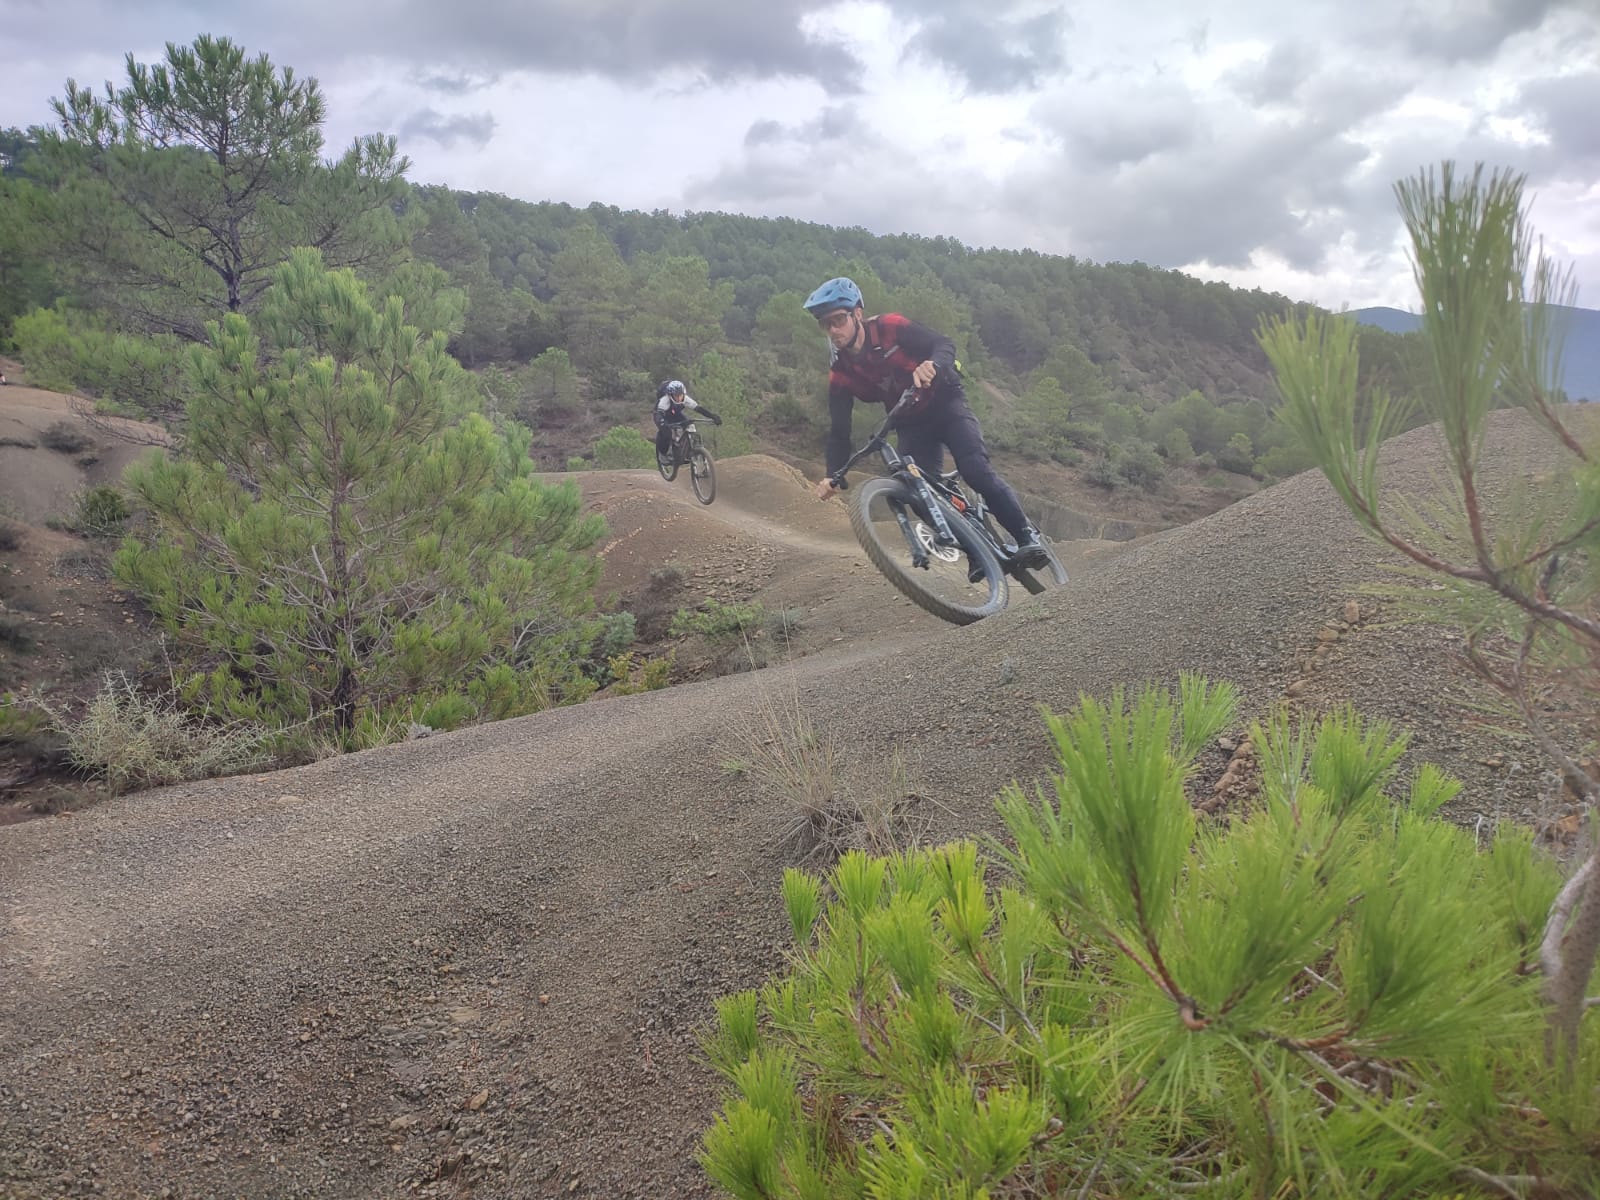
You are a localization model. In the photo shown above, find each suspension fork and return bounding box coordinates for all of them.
[893,504,929,568]
[904,462,957,546]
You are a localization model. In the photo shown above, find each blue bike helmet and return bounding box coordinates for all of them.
[803,276,863,318]
[665,380,686,396]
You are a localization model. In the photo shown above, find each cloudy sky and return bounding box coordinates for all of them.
[5,0,1599,312]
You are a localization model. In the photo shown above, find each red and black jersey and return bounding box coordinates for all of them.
[824,313,960,473]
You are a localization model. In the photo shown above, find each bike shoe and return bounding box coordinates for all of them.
[1014,527,1050,570]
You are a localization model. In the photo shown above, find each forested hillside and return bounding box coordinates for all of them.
[2,89,1422,491]
[0,32,1417,767]
[392,184,1404,479]
[1351,303,1600,400]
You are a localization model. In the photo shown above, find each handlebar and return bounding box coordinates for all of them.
[827,388,919,490]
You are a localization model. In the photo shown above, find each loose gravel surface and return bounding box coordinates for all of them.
[1,412,1584,1199]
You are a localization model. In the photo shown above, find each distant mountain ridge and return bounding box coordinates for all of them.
[1347,304,1600,400]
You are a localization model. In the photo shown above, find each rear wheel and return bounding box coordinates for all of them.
[1013,538,1070,594]
[849,477,1007,624]
[690,448,716,504]
[987,517,1069,595]
[656,439,678,481]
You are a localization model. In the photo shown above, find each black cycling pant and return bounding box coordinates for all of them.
[655,422,684,457]
[895,397,1032,540]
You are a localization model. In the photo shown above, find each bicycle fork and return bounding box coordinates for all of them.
[895,463,958,568]
[892,503,929,568]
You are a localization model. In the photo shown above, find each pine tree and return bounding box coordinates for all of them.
[626,253,734,371]
[116,249,604,740]
[702,681,1590,1198]
[692,351,754,457]
[37,35,409,341]
[1261,160,1600,1068]
[548,222,630,372]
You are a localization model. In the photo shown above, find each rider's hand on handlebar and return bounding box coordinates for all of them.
[911,360,937,389]
[813,476,841,501]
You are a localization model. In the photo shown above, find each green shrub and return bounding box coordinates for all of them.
[72,485,131,537]
[1256,440,1317,479]
[0,693,49,744]
[1160,425,1196,464]
[1085,453,1119,490]
[1046,440,1082,467]
[39,420,91,454]
[763,394,812,430]
[1115,438,1165,489]
[671,599,766,639]
[609,651,674,694]
[702,680,1592,1199]
[594,611,637,660]
[1216,430,1257,475]
[39,670,273,794]
[592,424,656,470]
[111,250,604,738]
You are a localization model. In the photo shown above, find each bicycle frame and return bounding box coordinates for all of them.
[667,422,703,466]
[829,390,1010,571]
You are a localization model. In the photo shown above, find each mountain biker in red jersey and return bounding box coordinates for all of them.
[804,276,1047,567]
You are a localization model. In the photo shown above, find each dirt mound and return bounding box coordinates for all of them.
[576,454,854,598]
[1,384,166,807]
[0,413,1579,1198]
[575,454,1137,674]
[0,385,165,521]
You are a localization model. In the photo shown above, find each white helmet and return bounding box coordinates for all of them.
[665,380,686,396]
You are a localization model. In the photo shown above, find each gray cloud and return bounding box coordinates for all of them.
[7,0,1599,311]
[399,108,496,149]
[1226,42,1314,106]
[744,119,784,148]
[415,70,497,96]
[696,26,1558,283]
[1297,68,1412,126]
[732,106,863,162]
[904,8,1070,93]
[1033,80,1200,167]
[1023,113,1374,271]
[1516,71,1600,167]
[1389,0,1572,64]
[7,0,864,91]
[690,105,966,229]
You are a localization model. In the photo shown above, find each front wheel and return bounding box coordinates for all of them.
[690,449,716,504]
[849,477,1007,625]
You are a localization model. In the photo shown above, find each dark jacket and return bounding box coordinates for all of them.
[824,313,962,473]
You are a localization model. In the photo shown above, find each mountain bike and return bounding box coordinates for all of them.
[828,390,1069,625]
[656,419,717,505]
